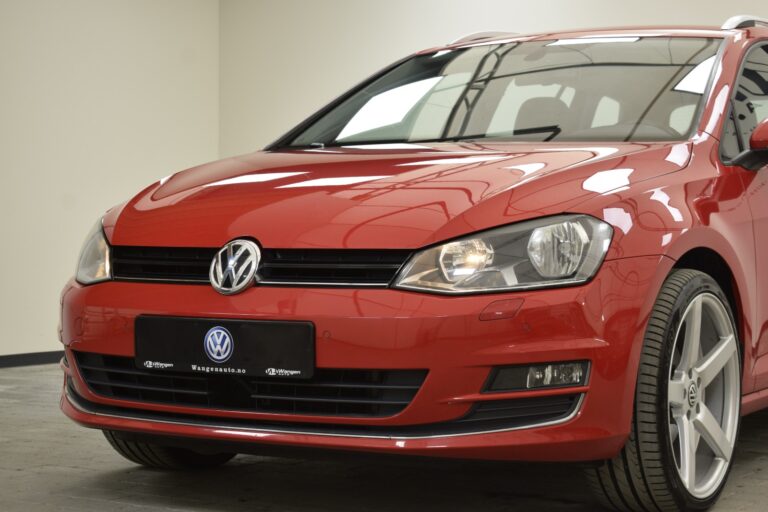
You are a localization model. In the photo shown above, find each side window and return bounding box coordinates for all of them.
[733,44,768,148]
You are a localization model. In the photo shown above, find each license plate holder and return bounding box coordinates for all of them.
[134,316,315,379]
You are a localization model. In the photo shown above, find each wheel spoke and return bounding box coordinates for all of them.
[696,335,737,389]
[668,377,687,409]
[679,297,703,372]
[694,405,733,461]
[670,421,679,443]
[677,415,697,489]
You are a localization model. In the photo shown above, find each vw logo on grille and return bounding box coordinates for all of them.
[204,326,234,363]
[209,239,261,295]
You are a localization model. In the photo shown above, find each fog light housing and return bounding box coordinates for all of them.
[486,361,589,392]
[526,362,587,388]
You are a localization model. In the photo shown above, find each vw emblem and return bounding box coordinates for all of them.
[209,239,260,295]
[687,383,699,408]
[204,326,234,363]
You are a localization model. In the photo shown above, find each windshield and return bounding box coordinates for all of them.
[285,37,720,147]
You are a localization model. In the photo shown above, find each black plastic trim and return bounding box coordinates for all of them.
[66,380,582,439]
[0,350,64,368]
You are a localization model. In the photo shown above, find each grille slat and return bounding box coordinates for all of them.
[85,378,211,396]
[249,394,411,406]
[77,363,208,381]
[261,263,403,270]
[282,381,421,390]
[74,352,426,418]
[111,246,411,286]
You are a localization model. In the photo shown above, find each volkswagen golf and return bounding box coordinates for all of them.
[60,15,768,512]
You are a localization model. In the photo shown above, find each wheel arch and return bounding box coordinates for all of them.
[631,219,756,387]
[613,237,755,444]
[672,248,745,354]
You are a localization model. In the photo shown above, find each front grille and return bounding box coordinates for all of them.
[112,246,216,283]
[259,249,410,285]
[111,246,411,286]
[74,352,426,418]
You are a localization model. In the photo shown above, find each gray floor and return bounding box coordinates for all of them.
[1,365,767,512]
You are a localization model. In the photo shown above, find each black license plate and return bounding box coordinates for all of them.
[135,316,315,379]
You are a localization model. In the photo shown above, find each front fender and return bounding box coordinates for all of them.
[577,137,757,396]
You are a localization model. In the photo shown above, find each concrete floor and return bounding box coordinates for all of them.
[1,364,767,511]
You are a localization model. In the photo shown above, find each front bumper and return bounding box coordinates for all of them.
[60,255,667,462]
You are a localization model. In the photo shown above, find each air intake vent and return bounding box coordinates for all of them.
[74,352,426,418]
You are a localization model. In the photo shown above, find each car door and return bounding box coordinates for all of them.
[722,42,768,390]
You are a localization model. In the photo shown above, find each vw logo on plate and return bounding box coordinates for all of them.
[204,326,234,363]
[209,239,261,295]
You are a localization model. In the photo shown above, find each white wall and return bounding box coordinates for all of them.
[219,0,766,156]
[0,0,220,356]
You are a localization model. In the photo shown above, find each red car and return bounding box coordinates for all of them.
[61,15,768,512]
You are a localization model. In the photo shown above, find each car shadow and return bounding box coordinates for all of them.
[82,457,595,511]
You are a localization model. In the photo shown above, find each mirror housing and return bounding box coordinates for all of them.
[733,119,768,170]
[750,119,768,151]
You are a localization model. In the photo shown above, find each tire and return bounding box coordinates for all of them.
[587,269,742,512]
[103,430,236,470]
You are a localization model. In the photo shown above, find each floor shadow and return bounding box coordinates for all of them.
[79,457,596,512]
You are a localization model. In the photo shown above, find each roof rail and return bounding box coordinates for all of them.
[450,31,517,45]
[721,15,768,30]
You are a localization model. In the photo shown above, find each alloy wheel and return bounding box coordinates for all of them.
[667,292,740,499]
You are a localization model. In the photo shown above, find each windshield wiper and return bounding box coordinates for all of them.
[280,128,562,150]
[512,125,562,141]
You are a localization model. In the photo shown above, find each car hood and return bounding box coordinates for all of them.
[106,141,691,249]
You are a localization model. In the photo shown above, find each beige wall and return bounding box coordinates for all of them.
[0,0,220,356]
[1,0,766,357]
[219,0,766,156]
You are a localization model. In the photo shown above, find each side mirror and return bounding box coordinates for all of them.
[733,119,768,170]
[750,119,768,152]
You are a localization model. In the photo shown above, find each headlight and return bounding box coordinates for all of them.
[75,220,111,285]
[394,215,612,294]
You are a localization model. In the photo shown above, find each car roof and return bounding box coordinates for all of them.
[421,24,768,54]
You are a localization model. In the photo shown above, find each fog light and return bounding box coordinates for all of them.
[486,361,589,392]
[526,362,586,389]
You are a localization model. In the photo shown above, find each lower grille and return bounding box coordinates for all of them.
[67,376,582,437]
[458,395,580,424]
[110,246,411,286]
[73,352,426,418]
